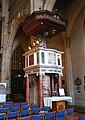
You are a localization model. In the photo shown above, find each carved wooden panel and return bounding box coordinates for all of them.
[52,100,65,111]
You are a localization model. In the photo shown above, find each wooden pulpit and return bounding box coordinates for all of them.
[52,100,65,111]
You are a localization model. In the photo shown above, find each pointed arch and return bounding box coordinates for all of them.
[67,0,85,37]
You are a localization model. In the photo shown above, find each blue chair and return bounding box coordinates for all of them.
[42,107,51,112]
[79,116,85,120]
[20,109,30,117]
[10,106,20,112]
[65,108,74,119]
[21,105,30,111]
[3,104,11,108]
[0,108,9,113]
[6,101,13,105]
[21,102,29,106]
[7,111,19,119]
[32,114,45,120]
[13,103,20,107]
[32,108,40,115]
[56,110,65,120]
[45,111,56,120]
[31,104,39,109]
[0,105,3,108]
[17,116,32,120]
[0,113,6,120]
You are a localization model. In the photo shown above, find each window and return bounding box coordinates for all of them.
[41,52,45,64]
[57,54,61,66]
[58,58,60,65]
[37,52,39,64]
[29,54,34,66]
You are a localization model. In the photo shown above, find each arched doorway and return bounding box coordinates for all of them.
[11,46,26,102]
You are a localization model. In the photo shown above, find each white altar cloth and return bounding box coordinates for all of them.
[0,94,6,103]
[43,96,72,108]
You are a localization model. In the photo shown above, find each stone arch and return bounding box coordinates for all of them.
[67,0,85,37]
[11,25,29,56]
[67,7,85,106]
[8,18,26,51]
[8,17,28,71]
[70,7,85,46]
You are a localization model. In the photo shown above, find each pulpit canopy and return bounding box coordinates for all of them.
[22,10,66,37]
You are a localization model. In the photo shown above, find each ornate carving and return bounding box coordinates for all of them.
[75,77,81,86]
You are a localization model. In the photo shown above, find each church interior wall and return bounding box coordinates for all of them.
[1,0,85,107]
[70,7,85,106]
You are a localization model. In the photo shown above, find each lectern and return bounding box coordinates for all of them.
[52,100,65,111]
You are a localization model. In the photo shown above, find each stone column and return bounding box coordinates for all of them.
[1,49,11,94]
[61,32,75,104]
[44,0,56,11]
[51,74,54,96]
[1,0,11,94]
[30,0,41,14]
[65,47,75,104]
[25,74,30,103]
[39,75,43,109]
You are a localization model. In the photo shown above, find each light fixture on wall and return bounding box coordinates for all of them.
[28,46,32,50]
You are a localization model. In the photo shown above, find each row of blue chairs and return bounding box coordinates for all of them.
[0,105,29,112]
[17,112,85,120]
[0,101,84,120]
[0,106,51,119]
[0,101,39,109]
[0,107,74,120]
[19,115,85,120]
[0,106,51,114]
[0,111,63,120]
[0,108,85,120]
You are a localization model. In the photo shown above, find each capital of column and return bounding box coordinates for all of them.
[24,74,29,79]
[37,73,45,77]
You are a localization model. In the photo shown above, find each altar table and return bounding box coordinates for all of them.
[43,96,72,108]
